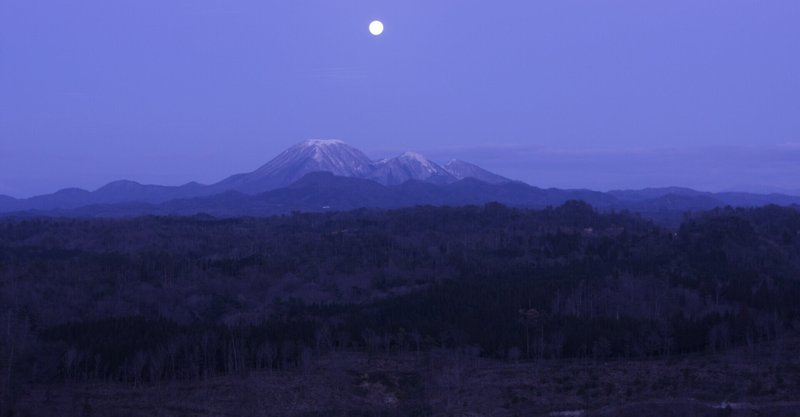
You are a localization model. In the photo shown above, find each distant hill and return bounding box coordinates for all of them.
[609,187,800,207]
[2,140,800,219]
[12,171,797,225]
[608,187,710,202]
[0,140,508,212]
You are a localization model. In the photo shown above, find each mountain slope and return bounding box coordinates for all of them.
[214,139,375,193]
[609,187,800,209]
[8,171,800,222]
[367,152,456,185]
[91,180,209,204]
[608,187,710,202]
[444,159,511,184]
[4,139,800,217]
[0,140,509,211]
[32,173,627,218]
[0,181,210,212]
[0,195,18,212]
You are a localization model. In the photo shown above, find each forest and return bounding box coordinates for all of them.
[1,202,800,414]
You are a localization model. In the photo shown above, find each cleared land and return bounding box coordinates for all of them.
[15,338,800,417]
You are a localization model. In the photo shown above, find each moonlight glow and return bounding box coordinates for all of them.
[369,20,384,36]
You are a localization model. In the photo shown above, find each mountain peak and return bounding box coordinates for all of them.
[230,142,510,188]
[367,152,455,185]
[398,152,438,173]
[300,139,346,147]
[214,139,374,193]
[97,180,143,192]
[401,151,426,160]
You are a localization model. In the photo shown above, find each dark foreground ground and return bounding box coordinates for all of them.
[4,205,800,416]
[14,337,800,417]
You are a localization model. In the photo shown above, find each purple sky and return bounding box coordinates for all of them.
[1,1,799,197]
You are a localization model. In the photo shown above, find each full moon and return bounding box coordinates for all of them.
[369,20,384,36]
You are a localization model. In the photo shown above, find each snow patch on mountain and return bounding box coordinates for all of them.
[212,140,511,192]
[367,152,456,185]
[304,139,345,146]
[215,139,375,193]
[444,159,511,184]
[400,152,438,174]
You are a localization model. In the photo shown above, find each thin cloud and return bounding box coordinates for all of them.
[416,143,800,193]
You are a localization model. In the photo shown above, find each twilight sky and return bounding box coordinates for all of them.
[1,0,799,197]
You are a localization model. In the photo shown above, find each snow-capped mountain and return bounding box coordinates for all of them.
[214,141,504,192]
[213,139,375,193]
[367,152,456,185]
[0,139,516,211]
[4,138,800,216]
[443,159,511,185]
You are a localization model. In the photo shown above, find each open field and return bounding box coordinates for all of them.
[14,337,800,417]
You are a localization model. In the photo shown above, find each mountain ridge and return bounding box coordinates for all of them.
[444,159,511,184]
[0,140,508,212]
[4,171,798,229]
[367,151,456,185]
[2,140,800,218]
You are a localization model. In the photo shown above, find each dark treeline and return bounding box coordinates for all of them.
[1,202,800,388]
